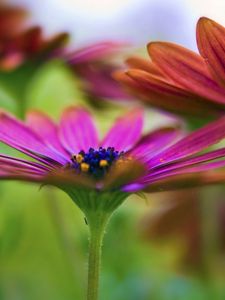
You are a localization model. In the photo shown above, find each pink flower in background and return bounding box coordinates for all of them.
[64,41,130,101]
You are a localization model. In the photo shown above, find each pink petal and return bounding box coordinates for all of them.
[142,170,225,193]
[145,160,225,186]
[0,154,50,172]
[65,41,124,64]
[129,127,181,160]
[26,110,69,158]
[0,111,67,165]
[143,147,225,182]
[101,109,144,151]
[149,117,225,168]
[59,106,99,154]
[149,116,225,167]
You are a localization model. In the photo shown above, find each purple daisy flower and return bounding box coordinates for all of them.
[0,106,225,195]
[1,106,225,300]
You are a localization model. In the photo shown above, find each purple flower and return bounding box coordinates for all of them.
[0,106,225,211]
[1,106,225,300]
[64,42,131,102]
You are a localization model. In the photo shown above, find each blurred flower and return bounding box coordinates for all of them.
[0,5,128,103]
[141,190,204,272]
[115,17,225,119]
[0,5,26,38]
[0,107,225,211]
[141,189,225,273]
[64,41,130,102]
[0,4,69,71]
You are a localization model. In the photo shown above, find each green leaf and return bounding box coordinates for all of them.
[25,59,86,119]
[0,85,17,114]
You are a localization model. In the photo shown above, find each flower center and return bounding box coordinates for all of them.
[70,147,125,179]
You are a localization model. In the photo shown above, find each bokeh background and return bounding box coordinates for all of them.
[0,0,225,299]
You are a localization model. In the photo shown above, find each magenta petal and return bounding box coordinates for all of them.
[0,170,43,180]
[122,183,145,193]
[101,109,144,151]
[59,107,99,153]
[65,41,124,64]
[130,127,180,160]
[76,64,130,100]
[149,116,225,167]
[142,147,225,183]
[0,111,67,165]
[0,166,44,181]
[0,155,48,180]
[145,160,225,185]
[154,147,225,173]
[0,154,50,173]
[26,110,69,158]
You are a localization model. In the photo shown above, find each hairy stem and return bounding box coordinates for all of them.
[86,212,110,300]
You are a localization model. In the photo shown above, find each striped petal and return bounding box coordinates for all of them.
[0,155,48,182]
[129,127,181,160]
[142,170,225,193]
[126,56,165,77]
[197,17,225,88]
[126,69,225,117]
[101,109,144,151]
[149,116,225,168]
[143,159,225,188]
[59,107,99,154]
[26,110,69,158]
[0,154,49,173]
[0,111,67,165]
[142,148,225,182]
[148,42,225,105]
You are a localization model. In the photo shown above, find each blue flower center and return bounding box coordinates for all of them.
[70,147,124,179]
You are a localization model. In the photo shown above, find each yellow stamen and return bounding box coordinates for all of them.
[99,159,108,167]
[76,154,84,163]
[81,162,90,172]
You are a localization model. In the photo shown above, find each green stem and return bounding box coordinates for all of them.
[86,212,110,300]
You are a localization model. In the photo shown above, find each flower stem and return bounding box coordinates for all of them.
[86,212,110,300]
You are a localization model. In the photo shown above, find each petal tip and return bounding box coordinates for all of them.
[197,16,220,32]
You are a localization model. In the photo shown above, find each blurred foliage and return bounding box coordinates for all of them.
[1,185,225,300]
[25,60,85,118]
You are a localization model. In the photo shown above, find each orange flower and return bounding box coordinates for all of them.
[115,17,225,119]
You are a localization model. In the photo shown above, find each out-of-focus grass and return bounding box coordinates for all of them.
[1,183,225,300]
